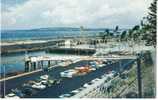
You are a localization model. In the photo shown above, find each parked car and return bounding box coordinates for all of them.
[60,69,77,78]
[83,83,90,88]
[71,89,80,94]
[11,88,25,97]
[22,87,35,96]
[32,82,46,90]
[59,93,71,98]
[40,75,49,80]
[5,93,20,98]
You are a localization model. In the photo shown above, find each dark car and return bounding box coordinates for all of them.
[11,88,25,97]
[22,87,36,96]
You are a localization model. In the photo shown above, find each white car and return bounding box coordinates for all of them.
[71,89,80,93]
[59,94,71,98]
[98,64,106,67]
[41,80,48,84]
[40,75,49,80]
[60,69,77,78]
[32,82,46,90]
[5,93,20,98]
[83,83,89,88]
[91,78,101,83]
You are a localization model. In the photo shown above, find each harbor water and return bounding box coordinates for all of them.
[1,51,81,75]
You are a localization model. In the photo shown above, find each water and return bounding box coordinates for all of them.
[1,51,75,74]
[1,28,106,74]
[0,28,119,74]
[1,28,106,41]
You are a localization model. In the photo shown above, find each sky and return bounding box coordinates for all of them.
[1,0,153,30]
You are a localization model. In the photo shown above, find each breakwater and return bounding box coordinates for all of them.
[1,40,64,55]
[46,48,96,55]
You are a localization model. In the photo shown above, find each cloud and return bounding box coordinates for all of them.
[1,0,152,29]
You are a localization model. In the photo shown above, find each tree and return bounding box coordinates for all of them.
[120,31,127,41]
[131,25,141,42]
[145,0,157,46]
[105,29,110,35]
[128,29,133,39]
[132,25,140,31]
[115,25,119,32]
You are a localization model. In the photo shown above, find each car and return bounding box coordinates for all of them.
[32,82,46,90]
[94,78,101,81]
[69,92,76,96]
[78,87,84,91]
[40,75,49,80]
[46,80,55,87]
[11,88,25,97]
[22,87,35,96]
[60,69,77,78]
[91,79,96,83]
[91,78,101,83]
[83,83,89,88]
[98,64,106,67]
[41,80,48,85]
[87,81,93,85]
[90,68,96,71]
[89,61,96,65]
[59,93,71,98]
[22,83,32,88]
[5,93,20,98]
[71,89,80,94]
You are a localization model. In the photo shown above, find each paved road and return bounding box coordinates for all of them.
[0,59,135,98]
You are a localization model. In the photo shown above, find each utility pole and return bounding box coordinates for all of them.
[136,54,142,98]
